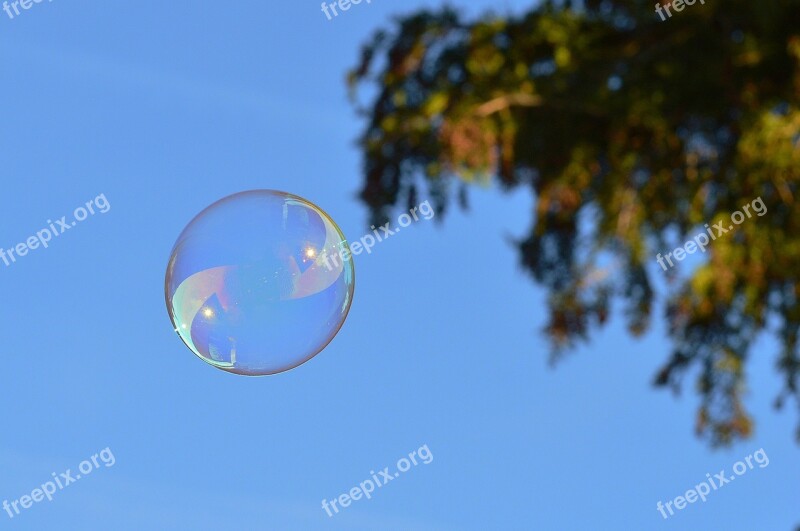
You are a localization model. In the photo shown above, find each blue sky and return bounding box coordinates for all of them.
[0,1,796,529]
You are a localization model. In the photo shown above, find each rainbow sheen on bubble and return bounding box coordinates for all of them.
[164,190,354,375]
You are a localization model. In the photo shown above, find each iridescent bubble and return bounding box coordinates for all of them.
[164,190,355,375]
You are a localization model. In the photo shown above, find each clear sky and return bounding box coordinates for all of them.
[0,1,796,529]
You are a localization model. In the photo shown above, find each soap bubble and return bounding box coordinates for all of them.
[164,190,354,375]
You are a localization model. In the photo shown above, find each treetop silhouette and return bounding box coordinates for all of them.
[349,0,800,446]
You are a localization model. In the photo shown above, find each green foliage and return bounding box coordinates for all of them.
[349,0,800,446]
